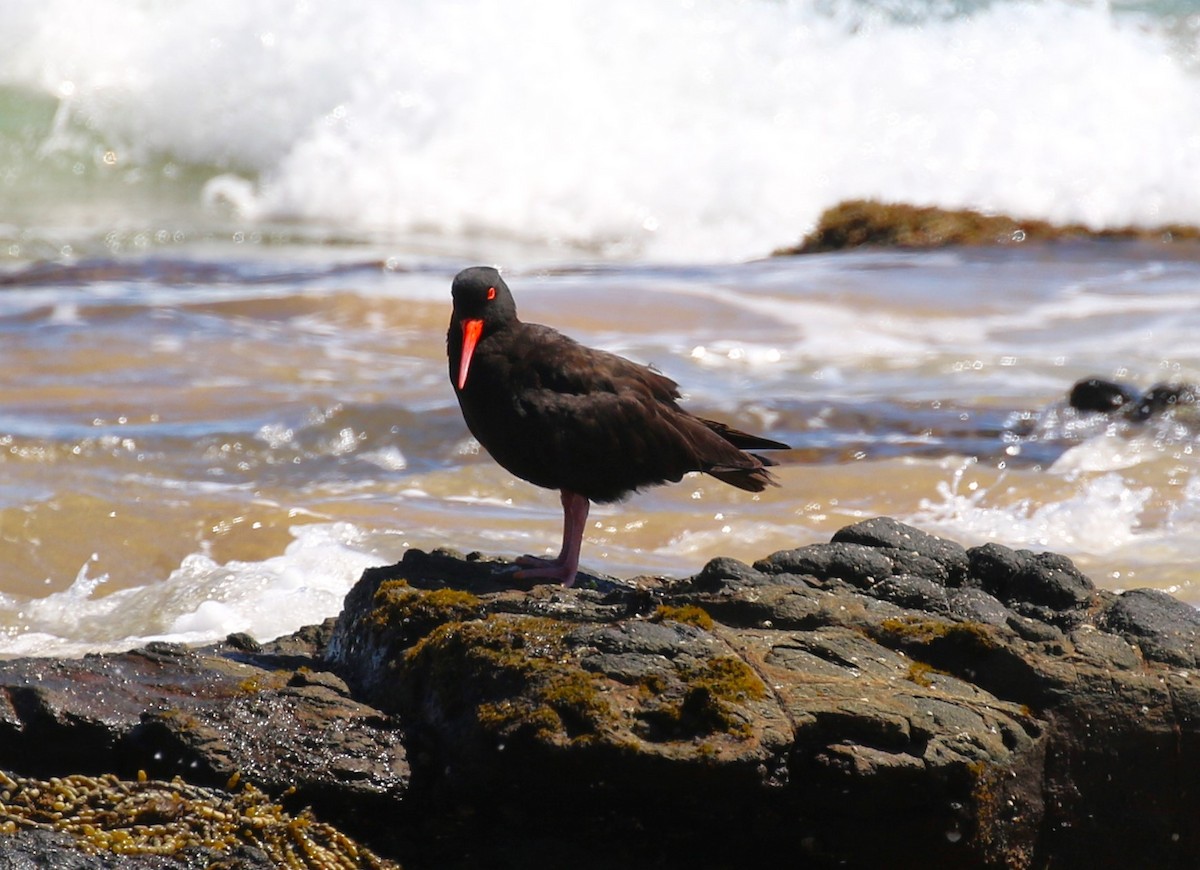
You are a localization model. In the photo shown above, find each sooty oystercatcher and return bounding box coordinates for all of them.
[448,265,788,587]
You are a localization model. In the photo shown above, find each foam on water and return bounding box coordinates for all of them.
[3,0,1200,261]
[909,458,1155,553]
[1048,432,1157,474]
[0,523,385,658]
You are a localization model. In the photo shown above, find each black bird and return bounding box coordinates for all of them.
[448,265,788,586]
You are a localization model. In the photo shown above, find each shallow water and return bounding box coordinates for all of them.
[1,240,1199,656]
[3,0,1200,654]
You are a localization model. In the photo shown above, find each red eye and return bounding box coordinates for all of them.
[487,286,496,301]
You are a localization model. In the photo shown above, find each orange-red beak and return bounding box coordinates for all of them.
[457,318,484,390]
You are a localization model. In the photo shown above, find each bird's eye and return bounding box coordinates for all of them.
[487,286,496,301]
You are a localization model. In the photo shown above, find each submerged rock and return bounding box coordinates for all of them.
[2,517,1200,869]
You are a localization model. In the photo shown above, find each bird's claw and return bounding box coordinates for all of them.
[513,558,577,587]
[516,553,564,569]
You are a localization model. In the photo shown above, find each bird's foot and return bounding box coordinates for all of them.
[513,559,578,587]
[515,553,564,569]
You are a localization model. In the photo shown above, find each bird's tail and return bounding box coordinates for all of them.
[700,419,788,492]
[700,418,790,452]
[706,459,780,493]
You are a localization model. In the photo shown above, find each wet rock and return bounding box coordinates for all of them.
[1133,382,1198,421]
[965,544,1098,629]
[832,516,971,585]
[754,541,896,587]
[3,518,1200,869]
[0,767,387,868]
[968,542,1035,594]
[0,630,408,858]
[1067,375,1200,424]
[1068,377,1138,413]
[1101,587,1200,667]
[688,554,775,590]
[1004,553,1098,627]
[0,830,255,870]
[319,522,1199,868]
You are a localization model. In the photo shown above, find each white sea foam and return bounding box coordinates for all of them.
[0,523,386,658]
[3,0,1199,261]
[1048,435,1153,475]
[909,460,1154,553]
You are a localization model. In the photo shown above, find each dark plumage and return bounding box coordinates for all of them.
[448,265,788,586]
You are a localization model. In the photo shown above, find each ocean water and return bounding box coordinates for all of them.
[1,0,1199,656]
[4,0,1200,261]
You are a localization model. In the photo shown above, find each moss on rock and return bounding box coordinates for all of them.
[402,614,614,744]
[639,655,767,739]
[878,615,999,652]
[651,604,715,631]
[369,581,484,635]
[778,199,1200,254]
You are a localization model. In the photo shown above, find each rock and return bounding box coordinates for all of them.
[1133,382,1198,421]
[1102,587,1200,667]
[0,829,272,870]
[0,767,388,868]
[692,555,776,590]
[832,516,971,585]
[966,544,1099,628]
[1004,553,1098,627]
[775,200,1200,255]
[968,542,1034,594]
[1068,377,1138,413]
[0,630,408,863]
[0,830,185,870]
[753,541,896,587]
[2,519,1200,869]
[1067,375,1200,425]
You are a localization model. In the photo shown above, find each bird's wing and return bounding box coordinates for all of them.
[511,325,682,404]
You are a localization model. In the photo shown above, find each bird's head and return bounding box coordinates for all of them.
[450,266,518,390]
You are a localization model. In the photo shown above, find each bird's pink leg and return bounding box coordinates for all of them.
[515,490,590,586]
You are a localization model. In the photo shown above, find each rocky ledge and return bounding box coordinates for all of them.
[1,517,1198,869]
